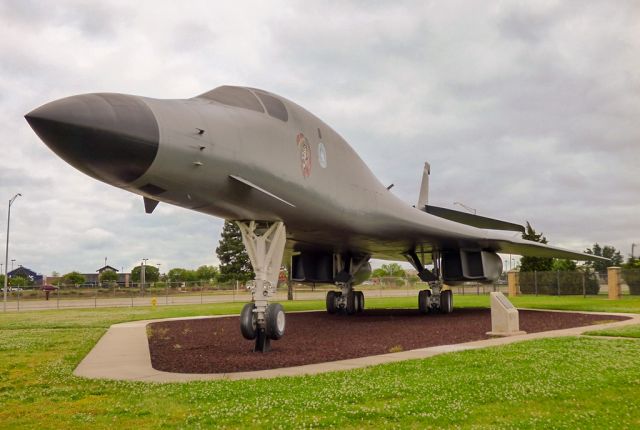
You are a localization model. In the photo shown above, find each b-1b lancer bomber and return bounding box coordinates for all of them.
[26,85,604,352]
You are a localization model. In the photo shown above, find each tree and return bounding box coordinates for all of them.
[99,269,118,285]
[9,275,28,287]
[372,268,387,278]
[623,257,640,269]
[0,274,4,286]
[552,259,577,271]
[380,263,406,277]
[519,222,553,272]
[216,221,254,283]
[167,268,198,283]
[62,271,85,286]
[196,265,219,281]
[131,265,160,283]
[585,243,623,272]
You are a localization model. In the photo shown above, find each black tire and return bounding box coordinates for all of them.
[346,291,356,314]
[240,303,257,340]
[356,291,365,312]
[265,303,286,340]
[418,289,431,314]
[440,289,453,314]
[326,291,338,314]
[353,292,361,313]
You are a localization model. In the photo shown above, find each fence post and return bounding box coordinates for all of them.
[607,267,621,300]
[17,289,20,311]
[534,270,538,296]
[94,285,97,308]
[556,270,560,296]
[56,287,60,309]
[200,284,203,304]
[507,271,518,297]
[582,272,586,298]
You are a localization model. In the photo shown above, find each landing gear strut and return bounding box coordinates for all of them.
[325,254,369,315]
[237,221,287,352]
[406,250,454,315]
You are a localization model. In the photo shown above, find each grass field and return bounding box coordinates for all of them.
[1,295,640,429]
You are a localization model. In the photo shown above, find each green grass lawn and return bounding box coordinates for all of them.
[1,295,640,429]
[584,324,640,339]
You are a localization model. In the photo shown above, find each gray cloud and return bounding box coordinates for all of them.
[0,0,638,276]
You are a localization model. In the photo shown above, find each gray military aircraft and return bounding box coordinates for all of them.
[25,85,605,352]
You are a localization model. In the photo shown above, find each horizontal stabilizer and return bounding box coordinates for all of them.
[424,205,525,233]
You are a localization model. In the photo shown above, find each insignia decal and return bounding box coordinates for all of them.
[297,133,312,178]
[318,142,327,168]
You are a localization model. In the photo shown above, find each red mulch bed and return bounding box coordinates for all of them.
[147,308,627,374]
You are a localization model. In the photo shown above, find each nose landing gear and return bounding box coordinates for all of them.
[237,221,287,352]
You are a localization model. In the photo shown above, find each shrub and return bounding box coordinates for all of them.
[623,269,640,295]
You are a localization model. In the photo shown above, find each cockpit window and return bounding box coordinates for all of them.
[198,86,264,113]
[254,90,288,122]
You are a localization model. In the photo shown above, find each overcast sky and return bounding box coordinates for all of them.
[0,0,638,276]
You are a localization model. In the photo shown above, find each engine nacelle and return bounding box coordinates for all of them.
[291,252,371,285]
[442,249,503,285]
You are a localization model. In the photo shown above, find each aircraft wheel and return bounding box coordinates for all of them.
[265,303,286,340]
[356,291,365,312]
[418,289,431,314]
[240,303,257,340]
[440,290,453,314]
[353,292,361,313]
[326,291,338,314]
[346,291,357,314]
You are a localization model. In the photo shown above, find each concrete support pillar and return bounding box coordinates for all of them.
[507,271,519,298]
[608,266,621,300]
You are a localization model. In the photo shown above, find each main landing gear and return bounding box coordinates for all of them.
[326,287,365,314]
[325,254,369,315]
[418,282,453,314]
[237,221,287,352]
[406,250,454,315]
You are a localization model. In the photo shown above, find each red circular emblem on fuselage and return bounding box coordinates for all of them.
[297,133,311,178]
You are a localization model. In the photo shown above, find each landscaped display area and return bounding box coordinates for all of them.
[1,296,640,428]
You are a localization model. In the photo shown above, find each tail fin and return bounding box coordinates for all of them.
[417,162,430,208]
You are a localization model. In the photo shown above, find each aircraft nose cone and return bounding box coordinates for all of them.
[25,93,159,186]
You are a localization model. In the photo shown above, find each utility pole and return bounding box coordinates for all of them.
[632,243,637,260]
[4,193,22,312]
[141,258,148,292]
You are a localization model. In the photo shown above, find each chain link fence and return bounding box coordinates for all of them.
[517,269,640,296]
[3,270,638,311]
[3,277,510,311]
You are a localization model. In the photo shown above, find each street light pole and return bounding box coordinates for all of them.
[141,258,148,292]
[4,193,22,312]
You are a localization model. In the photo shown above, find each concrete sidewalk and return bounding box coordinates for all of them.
[73,309,640,383]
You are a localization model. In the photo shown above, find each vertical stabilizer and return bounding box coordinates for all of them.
[417,162,430,208]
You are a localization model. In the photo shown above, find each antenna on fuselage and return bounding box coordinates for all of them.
[417,161,430,209]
